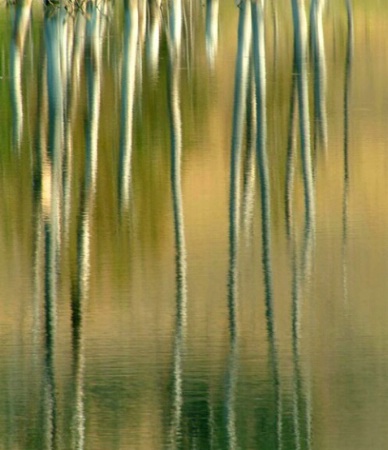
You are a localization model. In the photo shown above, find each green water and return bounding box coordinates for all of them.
[1,1,388,448]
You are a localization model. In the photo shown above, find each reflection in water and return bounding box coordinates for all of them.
[288,1,322,446]
[289,9,316,440]
[270,0,279,64]
[206,0,219,68]
[85,2,104,199]
[167,4,187,448]
[291,0,315,234]
[290,249,304,450]
[147,0,162,76]
[228,0,251,339]
[10,0,32,151]
[70,4,105,449]
[285,57,297,241]
[136,0,146,96]
[283,47,304,447]
[285,56,311,449]
[241,68,256,244]
[119,0,139,211]
[43,219,58,450]
[42,8,66,449]
[32,36,47,450]
[64,14,86,242]
[45,6,65,250]
[230,0,252,247]
[310,0,328,153]
[138,0,147,45]
[169,0,182,54]
[226,2,252,447]
[42,5,68,447]
[1,1,383,448]
[33,43,48,365]
[251,1,282,447]
[342,0,354,305]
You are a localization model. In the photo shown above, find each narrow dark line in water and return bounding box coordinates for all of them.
[342,0,354,305]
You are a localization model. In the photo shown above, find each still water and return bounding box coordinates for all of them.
[0,0,388,448]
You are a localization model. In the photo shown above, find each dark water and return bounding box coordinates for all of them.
[1,0,388,448]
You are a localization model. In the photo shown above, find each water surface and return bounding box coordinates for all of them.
[1,1,388,449]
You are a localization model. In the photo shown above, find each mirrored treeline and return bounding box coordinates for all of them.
[0,1,377,448]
